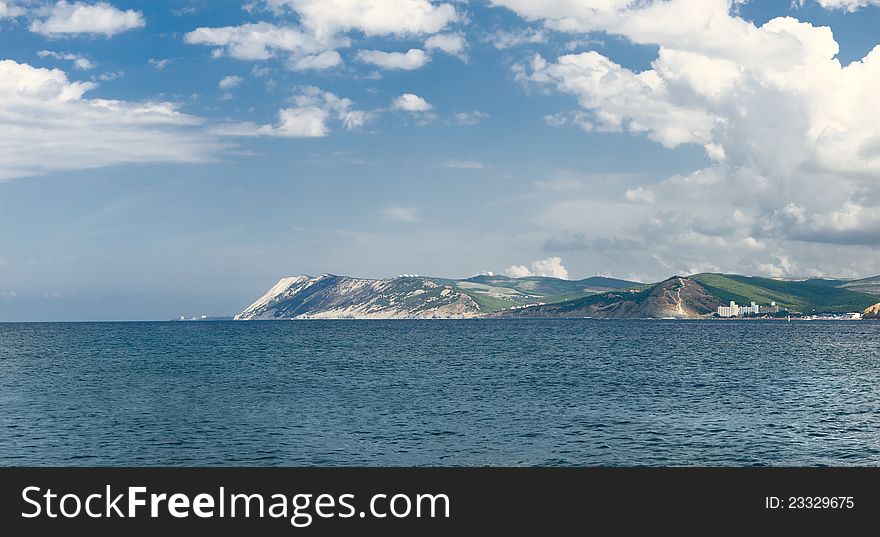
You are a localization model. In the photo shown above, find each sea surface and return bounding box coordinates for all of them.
[1,320,879,466]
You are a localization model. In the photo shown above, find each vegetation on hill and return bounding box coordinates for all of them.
[238,271,880,320]
[841,275,880,296]
[500,277,722,319]
[690,274,878,313]
[437,275,640,313]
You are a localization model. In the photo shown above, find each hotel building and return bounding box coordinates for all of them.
[717,301,780,317]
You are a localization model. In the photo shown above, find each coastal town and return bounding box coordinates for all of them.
[716,300,864,320]
[717,301,780,317]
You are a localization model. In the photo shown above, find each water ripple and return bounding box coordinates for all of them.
[1,319,879,466]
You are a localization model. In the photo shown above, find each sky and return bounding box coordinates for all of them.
[2,0,880,320]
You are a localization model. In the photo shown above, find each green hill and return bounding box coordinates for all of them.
[499,276,722,319]
[690,274,878,313]
[461,274,635,294]
[238,272,880,320]
[434,274,640,313]
[840,275,880,296]
[460,272,880,315]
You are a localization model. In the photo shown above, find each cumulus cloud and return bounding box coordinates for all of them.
[289,50,343,71]
[148,58,172,70]
[37,50,94,70]
[218,75,243,90]
[356,48,430,70]
[0,59,218,180]
[184,22,339,61]
[187,0,458,75]
[505,257,570,279]
[517,51,716,150]
[453,110,489,126]
[0,1,25,18]
[486,27,546,49]
[807,0,880,11]
[625,187,655,204]
[30,1,145,37]
[425,33,467,59]
[273,107,331,137]
[260,0,458,38]
[494,0,880,277]
[390,93,436,125]
[504,265,532,278]
[215,86,370,138]
[391,93,432,112]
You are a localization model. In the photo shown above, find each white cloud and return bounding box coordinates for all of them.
[0,59,218,181]
[273,106,330,137]
[495,0,880,277]
[453,111,489,125]
[381,205,420,223]
[504,264,532,278]
[486,27,545,49]
[738,237,766,251]
[0,1,25,18]
[217,86,370,138]
[392,93,432,112]
[78,57,99,70]
[30,1,145,37]
[807,0,880,11]
[149,58,172,70]
[625,187,655,204]
[543,113,568,127]
[185,22,340,61]
[505,257,570,279]
[96,70,123,81]
[425,33,467,59]
[218,75,243,90]
[186,1,458,74]
[518,51,716,149]
[356,48,430,70]
[532,257,570,279]
[289,50,343,71]
[251,65,272,77]
[37,50,94,70]
[261,0,458,38]
[390,93,437,125]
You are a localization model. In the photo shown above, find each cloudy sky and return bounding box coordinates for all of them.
[2,0,880,320]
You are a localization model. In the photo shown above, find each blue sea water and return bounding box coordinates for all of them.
[1,320,878,466]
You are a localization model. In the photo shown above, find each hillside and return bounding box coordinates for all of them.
[689,274,878,313]
[498,277,723,319]
[449,274,639,312]
[841,275,880,296]
[236,273,641,320]
[235,271,880,320]
[236,275,483,320]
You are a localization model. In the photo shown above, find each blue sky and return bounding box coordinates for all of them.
[2,0,880,320]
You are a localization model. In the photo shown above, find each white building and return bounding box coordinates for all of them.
[718,301,779,317]
[740,301,760,315]
[718,301,740,317]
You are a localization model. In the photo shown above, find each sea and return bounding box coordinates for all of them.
[1,319,878,466]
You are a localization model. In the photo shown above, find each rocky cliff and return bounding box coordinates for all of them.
[862,303,880,319]
[235,274,483,320]
[236,271,877,321]
[498,276,724,319]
